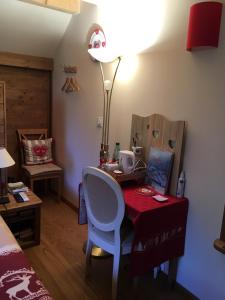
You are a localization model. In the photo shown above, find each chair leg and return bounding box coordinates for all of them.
[153,266,161,279]
[58,175,62,201]
[30,179,34,191]
[112,251,120,300]
[168,258,178,288]
[44,179,48,195]
[132,276,139,300]
[85,239,93,278]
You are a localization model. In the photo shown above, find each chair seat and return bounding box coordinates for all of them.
[22,163,62,176]
[90,225,134,255]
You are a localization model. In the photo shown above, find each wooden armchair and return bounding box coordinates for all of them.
[17,129,63,200]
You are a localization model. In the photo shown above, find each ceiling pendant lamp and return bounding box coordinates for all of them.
[186,1,223,51]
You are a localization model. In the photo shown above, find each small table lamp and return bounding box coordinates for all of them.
[0,147,15,204]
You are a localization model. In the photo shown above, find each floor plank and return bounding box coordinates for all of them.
[24,196,196,300]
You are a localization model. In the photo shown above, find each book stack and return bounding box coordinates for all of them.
[8,182,28,194]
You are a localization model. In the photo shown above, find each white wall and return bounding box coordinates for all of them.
[53,1,225,299]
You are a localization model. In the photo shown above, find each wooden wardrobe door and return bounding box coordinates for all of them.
[0,81,6,147]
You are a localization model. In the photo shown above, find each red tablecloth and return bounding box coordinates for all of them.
[123,186,188,277]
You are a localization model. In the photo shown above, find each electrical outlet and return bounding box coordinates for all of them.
[97,116,103,128]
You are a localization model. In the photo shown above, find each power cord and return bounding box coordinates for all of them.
[133,159,147,172]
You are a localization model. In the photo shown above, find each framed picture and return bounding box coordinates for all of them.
[145,147,174,195]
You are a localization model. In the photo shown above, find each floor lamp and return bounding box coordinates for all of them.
[86,48,121,257]
[88,47,121,164]
[0,147,15,204]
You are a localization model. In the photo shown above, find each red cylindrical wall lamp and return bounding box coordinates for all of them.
[186,1,223,51]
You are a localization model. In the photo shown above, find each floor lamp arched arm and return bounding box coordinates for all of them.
[100,62,107,146]
[105,57,121,145]
[105,90,110,147]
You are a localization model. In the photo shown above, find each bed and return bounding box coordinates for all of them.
[0,215,52,300]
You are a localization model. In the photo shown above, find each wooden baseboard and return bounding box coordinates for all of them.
[159,272,199,299]
[214,239,225,254]
[49,188,78,213]
[61,195,78,214]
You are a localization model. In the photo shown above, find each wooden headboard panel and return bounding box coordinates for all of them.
[130,114,186,196]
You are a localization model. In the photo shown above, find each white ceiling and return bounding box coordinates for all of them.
[0,0,72,58]
[0,0,219,58]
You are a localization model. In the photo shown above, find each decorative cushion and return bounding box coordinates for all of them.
[22,138,53,165]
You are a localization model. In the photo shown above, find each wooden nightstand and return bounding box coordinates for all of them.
[0,190,42,249]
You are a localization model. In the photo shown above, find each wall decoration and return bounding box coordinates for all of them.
[186,1,223,51]
[88,28,106,50]
[61,65,80,93]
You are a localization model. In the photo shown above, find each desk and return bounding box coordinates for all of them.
[123,186,188,277]
[79,182,189,279]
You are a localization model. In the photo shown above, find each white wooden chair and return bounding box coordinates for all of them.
[82,166,133,300]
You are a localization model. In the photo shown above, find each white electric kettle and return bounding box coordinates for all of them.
[119,150,135,174]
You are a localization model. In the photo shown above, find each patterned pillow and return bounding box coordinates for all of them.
[22,138,53,165]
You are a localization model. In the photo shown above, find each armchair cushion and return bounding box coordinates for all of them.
[22,138,53,165]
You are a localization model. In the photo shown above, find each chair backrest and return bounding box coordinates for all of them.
[17,128,48,165]
[82,167,125,232]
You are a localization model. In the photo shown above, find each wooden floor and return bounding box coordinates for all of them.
[24,196,196,300]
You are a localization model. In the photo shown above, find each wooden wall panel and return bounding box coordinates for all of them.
[0,66,51,179]
[0,82,6,147]
[130,114,185,196]
[0,52,53,71]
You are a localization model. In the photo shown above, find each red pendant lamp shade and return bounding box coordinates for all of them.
[186,1,223,51]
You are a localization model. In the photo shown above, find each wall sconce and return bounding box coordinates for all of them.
[186,1,223,51]
[0,148,15,204]
[88,29,121,164]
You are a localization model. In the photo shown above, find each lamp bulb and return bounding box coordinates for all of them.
[104,80,112,91]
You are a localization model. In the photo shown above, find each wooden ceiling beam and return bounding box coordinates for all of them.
[0,52,53,71]
[19,0,80,14]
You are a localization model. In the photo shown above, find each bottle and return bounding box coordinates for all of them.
[99,144,104,166]
[112,142,120,162]
[176,171,185,198]
[104,144,109,163]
